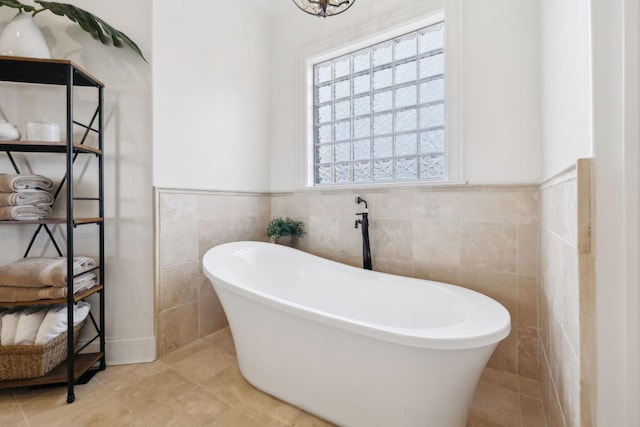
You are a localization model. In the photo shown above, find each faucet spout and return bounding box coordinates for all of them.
[355,196,368,210]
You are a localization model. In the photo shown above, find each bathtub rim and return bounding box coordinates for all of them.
[203,241,511,351]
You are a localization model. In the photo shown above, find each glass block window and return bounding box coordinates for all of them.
[312,21,446,186]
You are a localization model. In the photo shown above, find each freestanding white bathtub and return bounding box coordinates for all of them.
[202,241,510,427]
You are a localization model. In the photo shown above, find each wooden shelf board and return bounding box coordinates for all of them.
[0,353,103,389]
[0,141,101,155]
[0,56,104,87]
[0,285,103,308]
[73,217,103,225]
[0,217,103,225]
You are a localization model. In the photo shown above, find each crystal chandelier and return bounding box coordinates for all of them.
[292,0,356,18]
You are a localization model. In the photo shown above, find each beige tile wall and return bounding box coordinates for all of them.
[155,189,271,357]
[272,185,540,379]
[538,159,595,427]
[154,185,540,383]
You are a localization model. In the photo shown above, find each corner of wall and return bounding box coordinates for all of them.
[538,157,595,427]
[154,188,272,358]
[577,158,596,427]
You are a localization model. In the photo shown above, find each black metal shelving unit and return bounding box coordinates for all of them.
[0,56,106,403]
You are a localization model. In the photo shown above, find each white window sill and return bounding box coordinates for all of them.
[296,179,468,193]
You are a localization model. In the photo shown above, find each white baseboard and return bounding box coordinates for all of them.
[80,335,156,365]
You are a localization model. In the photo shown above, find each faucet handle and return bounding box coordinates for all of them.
[354,219,360,229]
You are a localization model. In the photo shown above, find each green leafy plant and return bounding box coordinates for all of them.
[266,217,305,242]
[0,0,146,61]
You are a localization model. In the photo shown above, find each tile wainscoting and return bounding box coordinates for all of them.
[271,185,540,380]
[538,159,595,427]
[154,189,271,356]
[155,184,540,382]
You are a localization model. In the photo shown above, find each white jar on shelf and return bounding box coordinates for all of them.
[25,120,60,142]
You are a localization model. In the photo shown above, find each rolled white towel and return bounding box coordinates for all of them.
[74,301,90,325]
[14,307,48,345]
[0,205,52,221]
[1,308,22,345]
[34,304,65,344]
[34,301,91,345]
[0,174,53,192]
[0,190,54,207]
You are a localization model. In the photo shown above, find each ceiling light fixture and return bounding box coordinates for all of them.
[292,0,356,18]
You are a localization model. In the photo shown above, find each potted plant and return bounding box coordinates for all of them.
[266,217,305,244]
[0,0,146,61]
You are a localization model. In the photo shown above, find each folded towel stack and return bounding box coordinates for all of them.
[0,174,54,192]
[0,257,98,303]
[0,302,90,346]
[0,174,54,220]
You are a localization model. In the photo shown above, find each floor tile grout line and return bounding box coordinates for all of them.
[10,327,546,427]
[13,391,32,427]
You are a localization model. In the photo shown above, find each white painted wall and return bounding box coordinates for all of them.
[538,0,594,423]
[540,0,640,423]
[540,0,592,180]
[0,0,155,364]
[591,0,640,424]
[152,0,271,192]
[269,0,541,191]
[462,0,541,185]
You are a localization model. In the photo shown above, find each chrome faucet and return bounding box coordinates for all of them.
[354,196,372,270]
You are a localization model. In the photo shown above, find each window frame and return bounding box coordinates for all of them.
[303,10,463,188]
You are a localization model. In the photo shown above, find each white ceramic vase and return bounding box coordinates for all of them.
[0,119,21,141]
[0,12,51,59]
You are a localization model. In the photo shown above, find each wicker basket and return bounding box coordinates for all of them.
[0,319,86,381]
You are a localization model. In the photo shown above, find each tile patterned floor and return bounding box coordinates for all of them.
[0,328,546,426]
